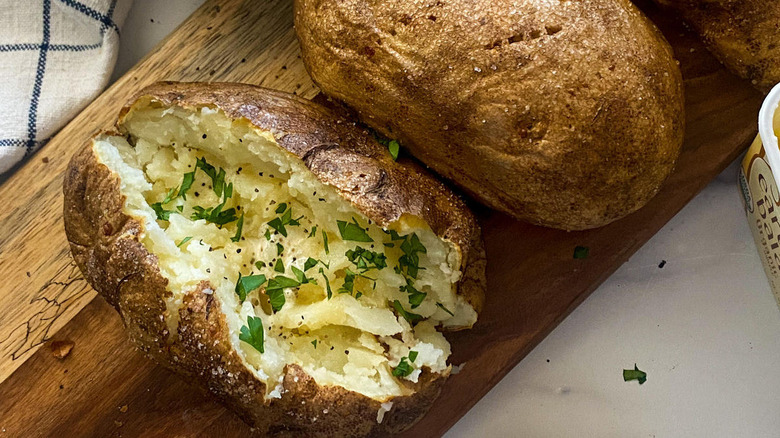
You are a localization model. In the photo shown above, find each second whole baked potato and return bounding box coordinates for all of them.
[295,0,685,230]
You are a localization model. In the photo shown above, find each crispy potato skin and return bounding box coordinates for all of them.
[63,82,483,436]
[654,0,780,92]
[294,0,685,230]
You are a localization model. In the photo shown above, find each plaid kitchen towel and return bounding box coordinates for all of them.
[0,0,132,174]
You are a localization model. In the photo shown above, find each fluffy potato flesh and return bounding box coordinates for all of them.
[92,103,476,402]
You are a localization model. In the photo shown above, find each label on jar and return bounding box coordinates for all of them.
[741,135,780,300]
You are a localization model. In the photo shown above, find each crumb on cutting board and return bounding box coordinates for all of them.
[50,340,75,359]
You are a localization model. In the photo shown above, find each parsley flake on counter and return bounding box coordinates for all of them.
[392,300,423,325]
[239,315,264,353]
[274,259,285,273]
[623,364,647,384]
[235,273,267,302]
[231,214,244,242]
[176,236,193,248]
[337,218,373,242]
[573,245,589,259]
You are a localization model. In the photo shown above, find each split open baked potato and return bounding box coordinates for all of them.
[63,82,485,437]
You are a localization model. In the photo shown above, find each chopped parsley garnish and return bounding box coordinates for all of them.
[384,229,405,241]
[264,229,272,241]
[274,258,285,273]
[255,261,266,270]
[234,273,266,302]
[152,158,235,222]
[392,300,423,325]
[388,140,400,161]
[392,351,418,378]
[304,257,319,271]
[322,230,330,254]
[436,302,454,316]
[267,204,302,237]
[311,339,318,349]
[267,289,285,312]
[346,246,387,273]
[276,242,284,256]
[337,218,373,242]
[179,170,195,200]
[339,269,357,295]
[308,225,318,238]
[291,266,317,285]
[231,214,244,242]
[400,278,426,309]
[151,202,177,221]
[266,276,301,312]
[319,267,332,299]
[239,315,264,353]
[161,187,178,205]
[398,233,426,279]
[573,245,589,259]
[196,157,230,198]
[623,364,647,384]
[176,236,193,247]
[191,203,238,226]
[372,132,401,161]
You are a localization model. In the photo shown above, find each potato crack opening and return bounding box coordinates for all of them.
[93,103,476,401]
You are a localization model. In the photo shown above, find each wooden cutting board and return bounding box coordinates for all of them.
[0,0,764,436]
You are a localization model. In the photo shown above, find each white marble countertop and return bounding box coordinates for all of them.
[116,2,780,436]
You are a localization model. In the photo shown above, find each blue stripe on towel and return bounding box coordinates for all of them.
[57,0,120,35]
[26,0,51,154]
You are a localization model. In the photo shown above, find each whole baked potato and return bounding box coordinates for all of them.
[295,0,685,230]
[63,82,485,437]
[653,0,780,92]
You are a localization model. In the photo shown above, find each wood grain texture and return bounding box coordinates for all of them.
[0,0,765,436]
[0,0,316,384]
